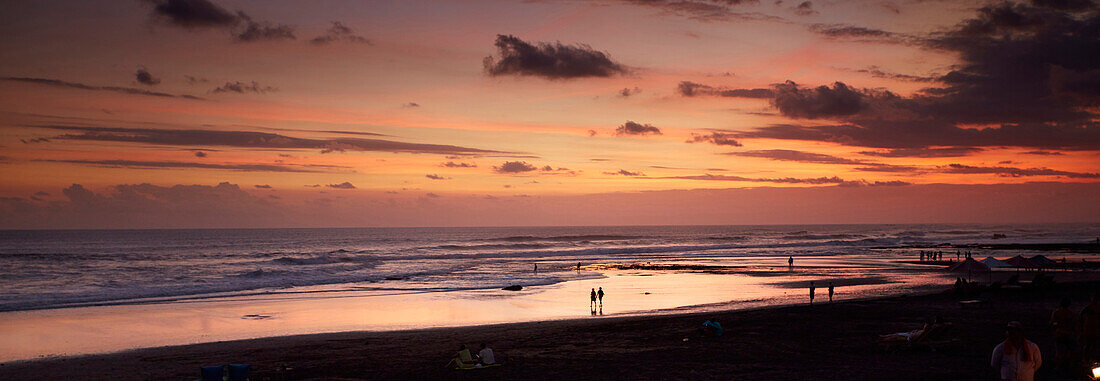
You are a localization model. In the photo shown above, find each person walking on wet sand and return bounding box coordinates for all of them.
[809,281,816,304]
[597,287,605,306]
[828,282,835,302]
[590,288,598,308]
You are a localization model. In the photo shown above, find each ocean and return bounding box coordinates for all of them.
[2,223,1097,313]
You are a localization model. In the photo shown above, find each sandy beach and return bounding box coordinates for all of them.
[5,273,1098,380]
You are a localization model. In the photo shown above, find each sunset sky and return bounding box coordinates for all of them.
[1,0,1098,228]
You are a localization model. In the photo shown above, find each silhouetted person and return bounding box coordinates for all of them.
[1050,297,1077,376]
[1082,293,1100,363]
[920,251,925,261]
[788,256,794,269]
[597,287,605,305]
[577,262,581,270]
[809,281,816,304]
[534,263,538,274]
[590,288,597,308]
[957,250,961,261]
[828,282,835,302]
[991,321,1042,381]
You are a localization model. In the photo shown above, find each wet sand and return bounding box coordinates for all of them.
[6,274,1099,380]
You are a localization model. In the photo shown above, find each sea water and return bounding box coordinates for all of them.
[2,223,1096,312]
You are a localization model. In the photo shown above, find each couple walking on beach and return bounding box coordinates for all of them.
[590,287,605,307]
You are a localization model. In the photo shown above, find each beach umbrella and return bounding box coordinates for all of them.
[947,258,991,273]
[1005,255,1035,269]
[947,258,990,283]
[1030,255,1057,267]
[980,256,1011,268]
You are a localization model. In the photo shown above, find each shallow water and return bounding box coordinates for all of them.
[1,224,1097,361]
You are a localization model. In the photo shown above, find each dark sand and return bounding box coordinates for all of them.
[5,276,1099,380]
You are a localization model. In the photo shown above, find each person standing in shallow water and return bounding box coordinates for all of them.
[809,281,816,304]
[597,287,605,306]
[828,282,835,302]
[590,288,597,308]
[788,256,794,269]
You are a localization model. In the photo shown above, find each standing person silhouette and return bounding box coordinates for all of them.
[788,256,794,270]
[597,287,605,306]
[590,288,597,308]
[828,282,835,302]
[809,281,816,304]
[534,263,538,274]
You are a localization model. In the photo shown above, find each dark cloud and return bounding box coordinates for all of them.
[233,12,295,42]
[1023,150,1065,155]
[619,87,642,97]
[212,81,276,94]
[143,0,238,28]
[493,161,538,174]
[403,102,420,108]
[310,21,370,45]
[184,75,209,84]
[441,162,476,168]
[726,2,1100,150]
[853,164,923,173]
[143,0,295,43]
[615,121,662,136]
[656,174,849,184]
[34,191,49,196]
[771,80,890,119]
[604,169,645,176]
[838,180,912,187]
[723,149,868,165]
[425,192,440,198]
[850,66,935,82]
[327,182,357,189]
[810,24,895,38]
[1031,0,1098,10]
[731,121,1100,150]
[941,164,1100,178]
[483,34,627,80]
[30,125,506,156]
[3,77,204,100]
[21,137,50,144]
[425,174,449,180]
[135,68,160,85]
[587,130,598,137]
[676,81,774,98]
[858,147,983,158]
[793,1,816,16]
[254,184,272,189]
[612,0,784,23]
[687,131,742,146]
[193,151,207,157]
[43,159,330,173]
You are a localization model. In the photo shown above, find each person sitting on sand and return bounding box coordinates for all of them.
[476,343,496,365]
[446,344,478,369]
[991,321,1041,381]
[700,319,724,337]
